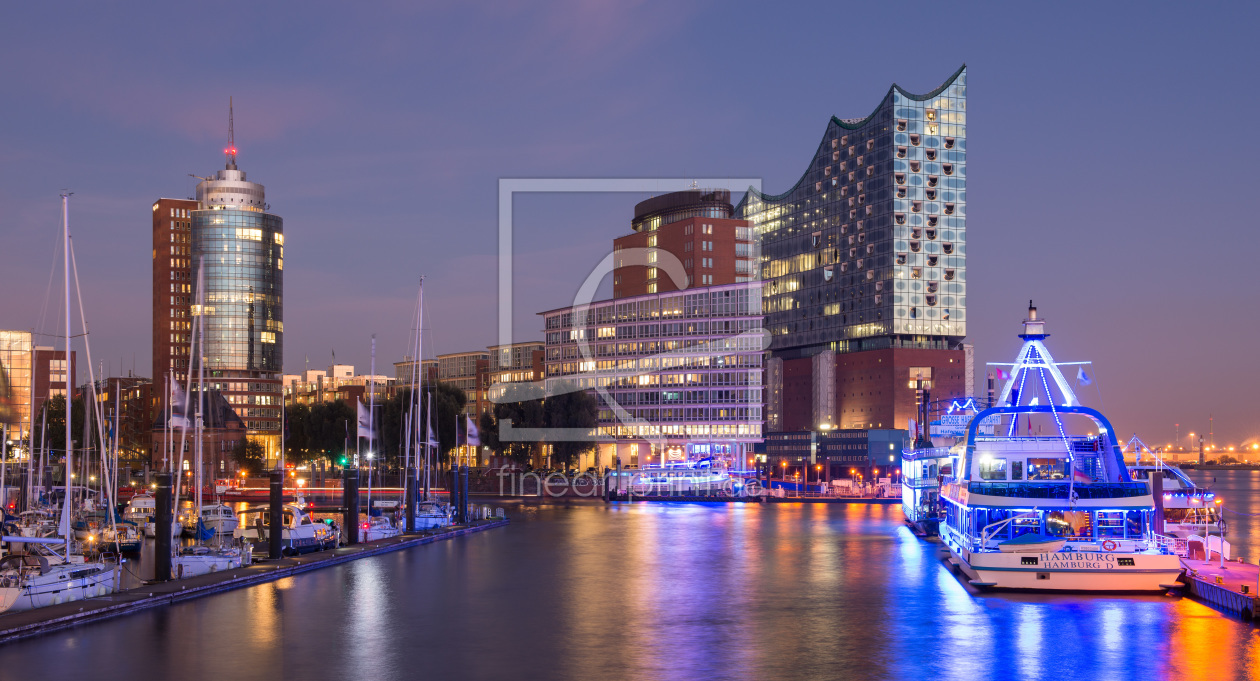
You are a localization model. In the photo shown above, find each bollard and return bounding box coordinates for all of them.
[155,472,173,581]
[269,469,283,559]
[460,465,470,524]
[405,467,417,533]
[449,468,460,524]
[343,467,360,545]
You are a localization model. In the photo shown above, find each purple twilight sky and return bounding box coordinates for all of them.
[0,2,1256,447]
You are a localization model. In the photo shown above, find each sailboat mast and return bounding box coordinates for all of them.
[61,193,73,561]
[195,257,205,537]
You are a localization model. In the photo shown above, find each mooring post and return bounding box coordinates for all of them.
[155,472,173,581]
[460,465,470,524]
[269,469,283,559]
[405,465,417,533]
[449,467,460,524]
[343,467,360,545]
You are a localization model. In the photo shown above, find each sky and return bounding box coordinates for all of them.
[0,1,1256,447]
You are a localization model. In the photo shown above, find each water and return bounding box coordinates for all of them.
[2,499,1259,681]
[1185,469,1260,564]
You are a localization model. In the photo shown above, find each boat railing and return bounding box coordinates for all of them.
[1154,534,1189,557]
[967,482,1149,499]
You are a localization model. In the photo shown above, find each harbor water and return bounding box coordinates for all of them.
[3,490,1260,680]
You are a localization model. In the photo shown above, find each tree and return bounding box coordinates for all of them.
[33,394,92,462]
[486,397,544,464]
[543,382,599,469]
[231,438,266,475]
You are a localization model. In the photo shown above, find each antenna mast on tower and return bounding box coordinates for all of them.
[225,96,238,170]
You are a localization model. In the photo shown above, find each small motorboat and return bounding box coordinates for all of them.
[234,504,337,555]
[360,515,400,542]
[173,545,243,579]
[198,504,240,535]
[997,534,1067,553]
[99,521,143,552]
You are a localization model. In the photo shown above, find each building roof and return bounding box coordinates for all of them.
[736,65,966,207]
[151,389,246,431]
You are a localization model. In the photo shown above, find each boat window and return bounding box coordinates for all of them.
[1011,514,1040,538]
[1026,458,1067,480]
[978,457,1007,480]
[1044,510,1092,539]
[1096,511,1125,538]
[982,509,1010,540]
[1125,511,1145,539]
[1010,461,1023,480]
[301,516,312,525]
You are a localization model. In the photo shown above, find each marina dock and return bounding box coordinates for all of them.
[0,518,509,644]
[1179,556,1260,620]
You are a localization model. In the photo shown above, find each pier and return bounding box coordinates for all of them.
[1179,557,1260,620]
[0,518,508,644]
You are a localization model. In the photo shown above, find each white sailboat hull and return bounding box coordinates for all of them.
[0,564,119,613]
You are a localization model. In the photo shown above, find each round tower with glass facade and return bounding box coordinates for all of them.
[191,162,284,458]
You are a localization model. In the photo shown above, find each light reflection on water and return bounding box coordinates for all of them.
[2,501,1259,680]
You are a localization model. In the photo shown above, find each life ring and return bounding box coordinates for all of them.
[1102,540,1119,551]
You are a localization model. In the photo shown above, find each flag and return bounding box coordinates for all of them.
[997,368,1011,380]
[1077,366,1092,386]
[169,380,191,429]
[357,400,373,441]
[465,416,480,447]
[1072,465,1092,483]
[0,363,14,426]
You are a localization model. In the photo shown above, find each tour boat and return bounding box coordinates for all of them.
[933,305,1182,592]
[234,504,337,555]
[901,448,952,536]
[1127,464,1224,538]
[0,539,120,613]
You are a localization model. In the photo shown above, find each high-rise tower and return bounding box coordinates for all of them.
[738,66,969,433]
[187,101,285,458]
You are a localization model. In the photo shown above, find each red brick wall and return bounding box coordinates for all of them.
[613,216,752,298]
[781,357,814,432]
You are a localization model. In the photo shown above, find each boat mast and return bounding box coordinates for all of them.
[60,193,73,562]
[195,256,205,542]
[69,231,116,535]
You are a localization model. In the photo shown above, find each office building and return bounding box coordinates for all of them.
[738,66,970,432]
[152,198,198,392]
[613,189,758,297]
[0,333,77,440]
[150,107,285,465]
[542,282,764,470]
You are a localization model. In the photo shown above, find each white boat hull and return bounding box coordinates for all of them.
[173,551,243,579]
[0,565,119,613]
[949,546,1182,592]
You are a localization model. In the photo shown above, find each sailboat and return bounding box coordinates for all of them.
[0,194,120,612]
[405,280,451,531]
[169,257,242,577]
